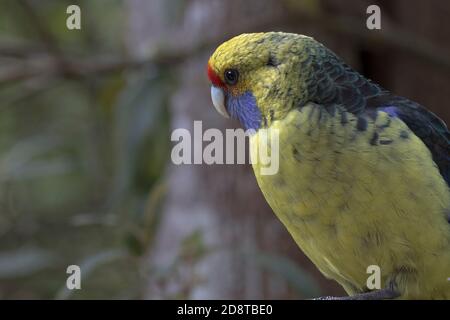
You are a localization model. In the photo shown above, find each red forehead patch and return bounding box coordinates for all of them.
[207,63,225,88]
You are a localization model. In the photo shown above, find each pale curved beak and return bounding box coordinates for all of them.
[210,86,230,118]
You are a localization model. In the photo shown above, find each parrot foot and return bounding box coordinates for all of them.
[314,288,400,300]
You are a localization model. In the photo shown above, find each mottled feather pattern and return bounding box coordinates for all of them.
[375,97,450,186]
[251,104,450,298]
[306,44,386,113]
[208,32,450,299]
[299,39,450,186]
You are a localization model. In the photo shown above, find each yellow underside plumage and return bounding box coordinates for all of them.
[250,104,450,299]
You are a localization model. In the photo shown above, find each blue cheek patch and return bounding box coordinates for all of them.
[226,91,262,131]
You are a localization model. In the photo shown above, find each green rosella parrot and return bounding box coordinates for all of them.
[207,32,450,299]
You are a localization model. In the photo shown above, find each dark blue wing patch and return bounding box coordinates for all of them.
[377,100,450,187]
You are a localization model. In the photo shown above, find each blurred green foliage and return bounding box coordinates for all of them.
[0,0,173,299]
[0,0,327,299]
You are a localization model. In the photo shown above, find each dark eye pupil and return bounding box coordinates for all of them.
[224,69,238,85]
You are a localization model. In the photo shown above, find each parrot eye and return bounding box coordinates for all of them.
[224,69,239,85]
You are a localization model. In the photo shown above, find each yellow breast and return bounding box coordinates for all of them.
[250,104,450,299]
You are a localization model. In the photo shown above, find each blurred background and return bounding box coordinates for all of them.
[0,0,449,299]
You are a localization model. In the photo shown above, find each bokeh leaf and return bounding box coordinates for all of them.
[55,248,128,300]
[0,247,56,279]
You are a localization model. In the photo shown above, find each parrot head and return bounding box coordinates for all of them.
[207,32,318,131]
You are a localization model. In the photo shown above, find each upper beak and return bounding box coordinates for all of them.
[210,86,230,118]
